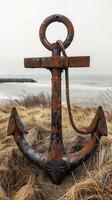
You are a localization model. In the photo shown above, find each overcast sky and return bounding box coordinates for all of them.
[0,0,112,75]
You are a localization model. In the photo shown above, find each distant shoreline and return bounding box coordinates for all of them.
[0,78,37,83]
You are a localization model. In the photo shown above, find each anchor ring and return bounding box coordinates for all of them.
[39,14,74,51]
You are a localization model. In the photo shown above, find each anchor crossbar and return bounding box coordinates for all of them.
[24,56,90,69]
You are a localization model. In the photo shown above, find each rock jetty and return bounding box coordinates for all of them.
[0,78,37,83]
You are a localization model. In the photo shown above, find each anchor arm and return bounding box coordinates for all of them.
[68,133,100,170]
[7,107,46,169]
[68,106,108,170]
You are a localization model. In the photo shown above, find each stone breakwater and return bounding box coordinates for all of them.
[0,78,37,83]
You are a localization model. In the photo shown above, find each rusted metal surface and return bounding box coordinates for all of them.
[39,14,74,51]
[68,106,108,169]
[8,14,108,185]
[7,107,46,168]
[47,48,64,162]
[24,56,90,68]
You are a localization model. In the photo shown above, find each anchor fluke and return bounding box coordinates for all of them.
[7,107,46,169]
[7,107,28,136]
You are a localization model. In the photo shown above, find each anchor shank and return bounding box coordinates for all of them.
[48,48,64,160]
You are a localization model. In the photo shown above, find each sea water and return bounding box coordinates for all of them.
[0,74,112,108]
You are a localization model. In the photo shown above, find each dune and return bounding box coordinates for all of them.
[0,95,112,199]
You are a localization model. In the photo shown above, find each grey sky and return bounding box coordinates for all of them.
[0,0,112,75]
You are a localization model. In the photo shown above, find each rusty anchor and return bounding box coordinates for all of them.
[7,14,108,185]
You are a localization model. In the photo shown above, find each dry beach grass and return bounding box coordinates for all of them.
[0,94,112,200]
